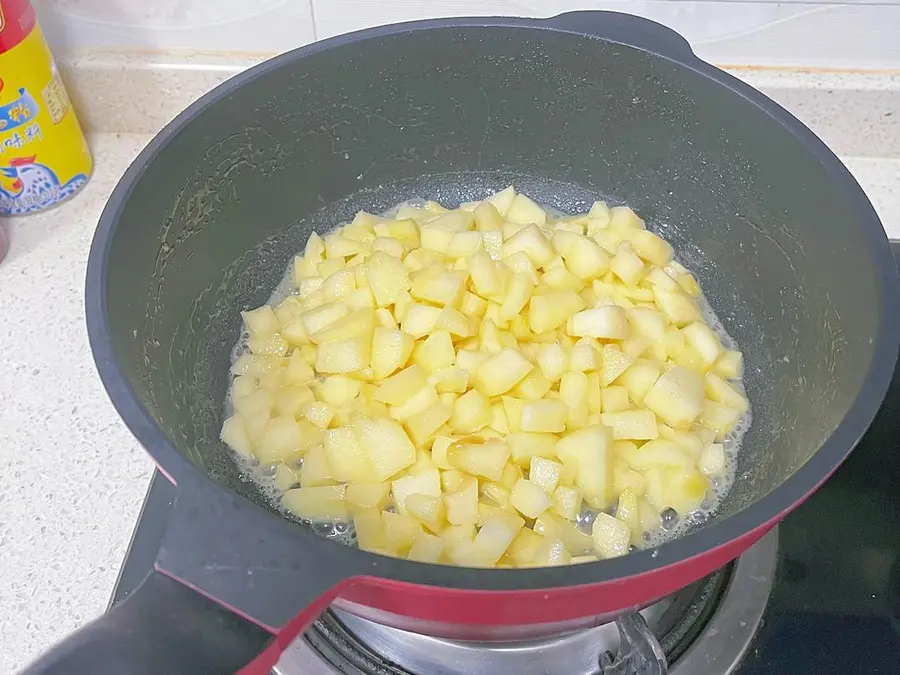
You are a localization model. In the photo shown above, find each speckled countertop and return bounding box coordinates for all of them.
[0,129,898,673]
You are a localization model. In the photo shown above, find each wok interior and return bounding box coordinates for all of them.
[104,26,879,535]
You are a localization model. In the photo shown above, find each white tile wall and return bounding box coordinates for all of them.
[32,0,900,69]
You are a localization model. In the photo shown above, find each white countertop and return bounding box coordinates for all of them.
[0,132,897,673]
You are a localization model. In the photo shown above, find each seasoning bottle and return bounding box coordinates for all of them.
[0,0,92,216]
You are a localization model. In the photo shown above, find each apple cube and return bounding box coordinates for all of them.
[506,193,547,226]
[532,538,571,566]
[714,350,743,379]
[392,469,441,515]
[529,456,563,495]
[568,306,629,340]
[447,439,510,481]
[699,401,744,441]
[323,426,371,482]
[345,482,392,510]
[556,425,615,509]
[552,485,583,521]
[354,508,386,551]
[412,330,455,373]
[698,442,727,477]
[220,415,253,458]
[618,359,663,404]
[473,514,525,564]
[373,365,428,405]
[510,479,552,519]
[643,366,705,430]
[407,533,446,563]
[405,493,446,533]
[354,416,417,482]
[507,432,559,467]
[444,477,479,526]
[283,485,349,522]
[600,410,659,441]
[536,342,568,383]
[599,345,636,386]
[559,371,589,428]
[528,292,586,333]
[654,289,701,327]
[473,348,534,397]
[592,512,630,559]
[519,400,569,433]
[704,373,749,413]
[507,528,544,567]
[450,389,493,433]
[383,511,424,555]
[315,336,370,374]
[405,403,452,447]
[299,443,333,487]
[366,251,411,307]
[601,386,631,413]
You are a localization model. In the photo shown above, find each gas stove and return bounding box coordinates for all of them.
[109,245,900,675]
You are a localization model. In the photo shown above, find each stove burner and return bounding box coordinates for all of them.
[273,530,777,675]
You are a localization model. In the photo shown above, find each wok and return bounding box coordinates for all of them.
[23,11,900,675]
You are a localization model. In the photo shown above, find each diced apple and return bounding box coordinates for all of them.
[507,432,559,466]
[714,350,743,379]
[383,511,424,555]
[405,403,452,447]
[529,456,563,495]
[412,330,456,373]
[345,482,392,510]
[392,469,441,515]
[654,288,701,327]
[698,442,727,477]
[444,477,479,526]
[283,485,349,522]
[592,512,630,559]
[551,485,583,521]
[402,494,446,537]
[220,414,254,458]
[447,439,510,481]
[704,373,749,413]
[528,292,586,333]
[408,533,446,562]
[366,251,411,307]
[610,243,645,286]
[519,400,569,433]
[301,401,334,430]
[316,374,361,407]
[532,537,571,566]
[699,401,744,441]
[473,514,526,564]
[354,508,386,551]
[599,345,636,386]
[468,250,503,298]
[299,443,333,487]
[618,359,663,404]
[373,365,428,405]
[600,410,659,441]
[506,193,547,226]
[450,389,493,433]
[536,342,568,383]
[354,416,417,482]
[568,305,629,340]
[510,478,552,518]
[556,425,615,509]
[601,386,631,413]
[473,348,534,397]
[316,336,370,374]
[643,366,705,430]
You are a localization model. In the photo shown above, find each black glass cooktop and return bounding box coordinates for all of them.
[110,245,900,675]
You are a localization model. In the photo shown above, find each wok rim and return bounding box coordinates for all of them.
[86,14,900,595]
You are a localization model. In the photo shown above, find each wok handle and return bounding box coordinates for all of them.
[545,11,695,61]
[18,569,273,675]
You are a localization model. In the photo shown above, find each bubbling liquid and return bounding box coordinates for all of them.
[226,197,750,553]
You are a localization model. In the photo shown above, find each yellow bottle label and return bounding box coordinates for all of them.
[0,20,93,215]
